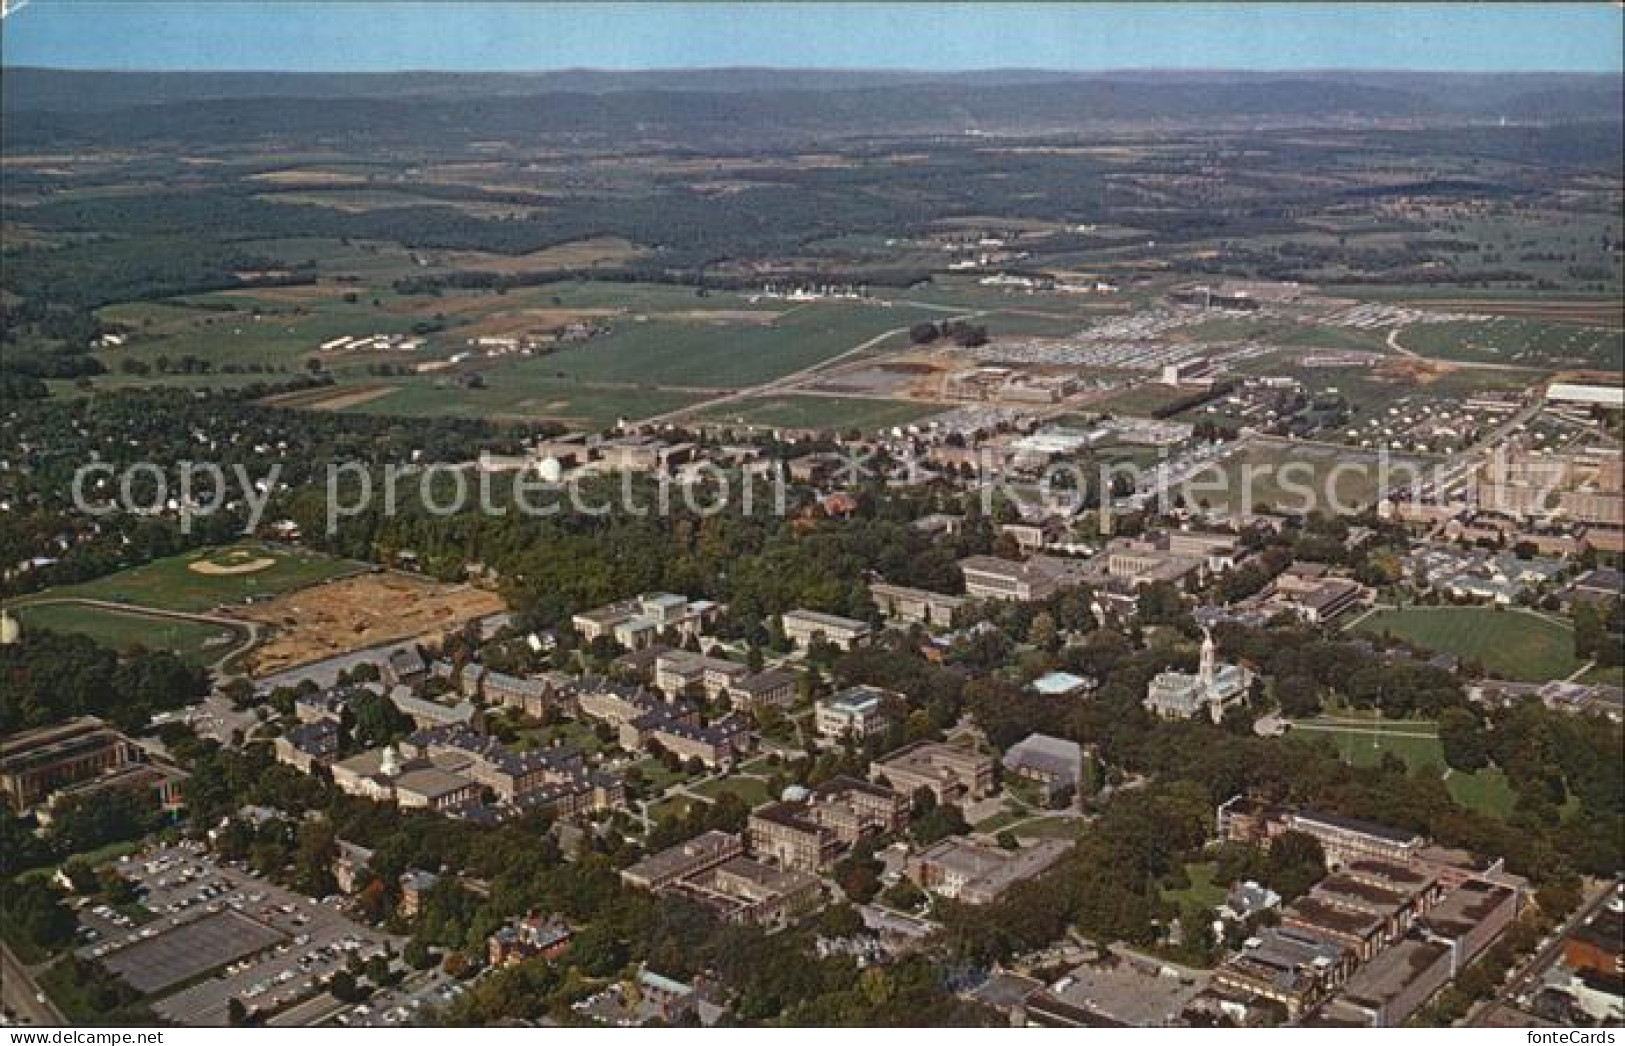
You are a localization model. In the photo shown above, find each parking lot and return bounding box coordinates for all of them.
[81,843,400,1026]
[103,910,286,994]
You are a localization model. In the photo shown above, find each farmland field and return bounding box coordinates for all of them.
[1396,318,1623,369]
[17,543,368,614]
[1350,605,1580,682]
[1179,439,1429,514]
[696,394,940,432]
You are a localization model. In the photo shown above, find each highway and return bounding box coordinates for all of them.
[2,941,66,1026]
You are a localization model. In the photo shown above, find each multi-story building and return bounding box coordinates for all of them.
[1001,733,1083,803]
[747,803,843,873]
[957,554,1084,601]
[815,687,892,741]
[572,593,721,650]
[622,708,750,769]
[488,915,573,967]
[273,718,341,773]
[746,776,907,872]
[780,609,873,651]
[871,741,995,804]
[653,650,750,700]
[1217,797,1425,868]
[571,678,664,727]
[869,582,966,628]
[906,837,1070,904]
[1212,926,1352,1020]
[625,832,821,927]
[724,667,799,711]
[622,830,745,891]
[1,717,187,815]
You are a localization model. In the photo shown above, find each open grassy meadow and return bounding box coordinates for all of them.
[1350,605,1580,682]
[1286,715,1517,818]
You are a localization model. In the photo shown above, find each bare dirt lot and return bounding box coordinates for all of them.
[225,572,506,678]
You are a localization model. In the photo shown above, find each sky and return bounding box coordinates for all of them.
[2,2,1621,74]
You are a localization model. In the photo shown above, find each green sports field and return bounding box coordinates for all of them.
[1351,605,1580,682]
[19,543,367,614]
[10,602,246,667]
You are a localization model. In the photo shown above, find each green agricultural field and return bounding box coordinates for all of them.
[696,394,939,432]
[1397,318,1622,369]
[1179,440,1427,515]
[536,301,943,388]
[1351,606,1580,682]
[340,372,708,426]
[20,543,367,614]
[10,602,246,666]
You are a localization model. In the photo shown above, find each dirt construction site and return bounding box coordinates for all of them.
[222,571,506,678]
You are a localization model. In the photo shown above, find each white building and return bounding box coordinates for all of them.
[1143,629,1252,723]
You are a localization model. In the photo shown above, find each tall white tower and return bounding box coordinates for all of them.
[1198,627,1217,695]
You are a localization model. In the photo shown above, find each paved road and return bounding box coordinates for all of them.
[2,942,65,1026]
[1469,878,1620,1026]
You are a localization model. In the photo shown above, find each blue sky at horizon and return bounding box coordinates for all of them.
[2,2,1621,74]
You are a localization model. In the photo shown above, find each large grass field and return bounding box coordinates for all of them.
[17,543,367,614]
[695,394,940,432]
[1350,606,1580,682]
[1396,318,1622,370]
[1179,439,1428,515]
[338,373,708,426]
[1287,715,1516,818]
[534,301,940,388]
[11,602,246,666]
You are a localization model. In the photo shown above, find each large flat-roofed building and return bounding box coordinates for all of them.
[1,717,186,815]
[1212,926,1352,1019]
[572,593,720,649]
[1262,567,1366,624]
[2,717,140,810]
[871,741,995,804]
[725,667,798,711]
[1417,877,1522,973]
[1326,937,1455,1027]
[815,687,891,741]
[906,836,1070,905]
[622,830,744,892]
[780,609,873,651]
[653,650,750,700]
[869,582,966,628]
[668,855,822,927]
[958,554,1085,602]
[1217,797,1425,868]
